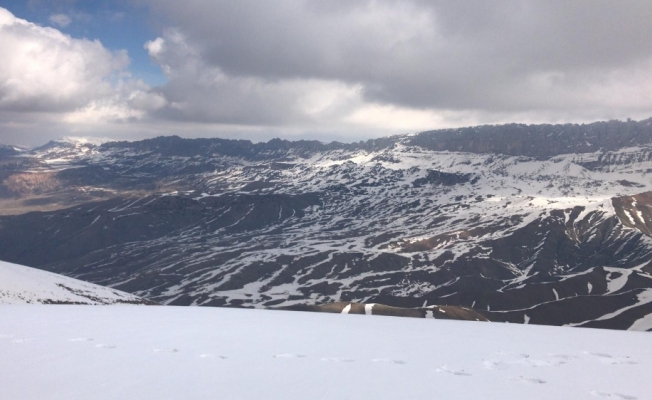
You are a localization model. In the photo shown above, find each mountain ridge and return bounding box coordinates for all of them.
[0,260,154,305]
[19,116,652,160]
[2,117,652,329]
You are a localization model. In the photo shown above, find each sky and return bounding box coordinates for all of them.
[1,1,652,147]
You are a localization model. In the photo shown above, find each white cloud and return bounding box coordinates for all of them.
[48,13,71,28]
[63,80,154,124]
[129,90,167,111]
[0,8,130,112]
[0,6,162,142]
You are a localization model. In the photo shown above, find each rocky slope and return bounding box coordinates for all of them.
[286,302,489,322]
[1,119,652,329]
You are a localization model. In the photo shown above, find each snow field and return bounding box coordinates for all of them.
[0,305,650,400]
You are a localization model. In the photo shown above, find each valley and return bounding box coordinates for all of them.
[2,119,652,330]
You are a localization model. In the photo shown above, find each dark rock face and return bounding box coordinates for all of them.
[409,118,652,158]
[2,119,652,329]
[100,136,359,161]
[412,170,477,187]
[285,302,489,322]
[96,118,652,160]
[0,145,18,158]
[0,193,321,267]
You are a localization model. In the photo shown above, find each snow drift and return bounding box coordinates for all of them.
[0,305,649,400]
[0,261,152,305]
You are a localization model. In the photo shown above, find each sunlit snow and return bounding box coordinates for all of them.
[0,306,649,400]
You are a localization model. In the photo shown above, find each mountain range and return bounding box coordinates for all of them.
[2,118,652,330]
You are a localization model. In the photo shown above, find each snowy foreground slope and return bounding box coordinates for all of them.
[0,261,150,305]
[0,306,650,400]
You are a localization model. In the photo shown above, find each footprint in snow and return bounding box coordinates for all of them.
[95,344,116,349]
[550,354,575,358]
[509,376,547,384]
[585,352,638,365]
[485,354,567,369]
[550,354,578,360]
[153,348,179,353]
[523,358,565,367]
[321,357,355,363]
[274,353,307,359]
[483,360,510,370]
[590,391,637,399]
[435,365,471,376]
[69,338,93,342]
[372,358,407,365]
[199,354,228,359]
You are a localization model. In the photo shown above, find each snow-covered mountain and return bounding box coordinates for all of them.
[0,305,649,400]
[0,144,20,157]
[2,119,652,329]
[0,261,152,305]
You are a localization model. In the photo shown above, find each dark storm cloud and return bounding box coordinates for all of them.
[3,1,652,147]
[144,0,652,113]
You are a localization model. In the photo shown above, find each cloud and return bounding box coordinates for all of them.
[141,0,652,126]
[0,7,132,113]
[48,13,71,27]
[0,7,156,145]
[143,29,363,126]
[4,1,652,147]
